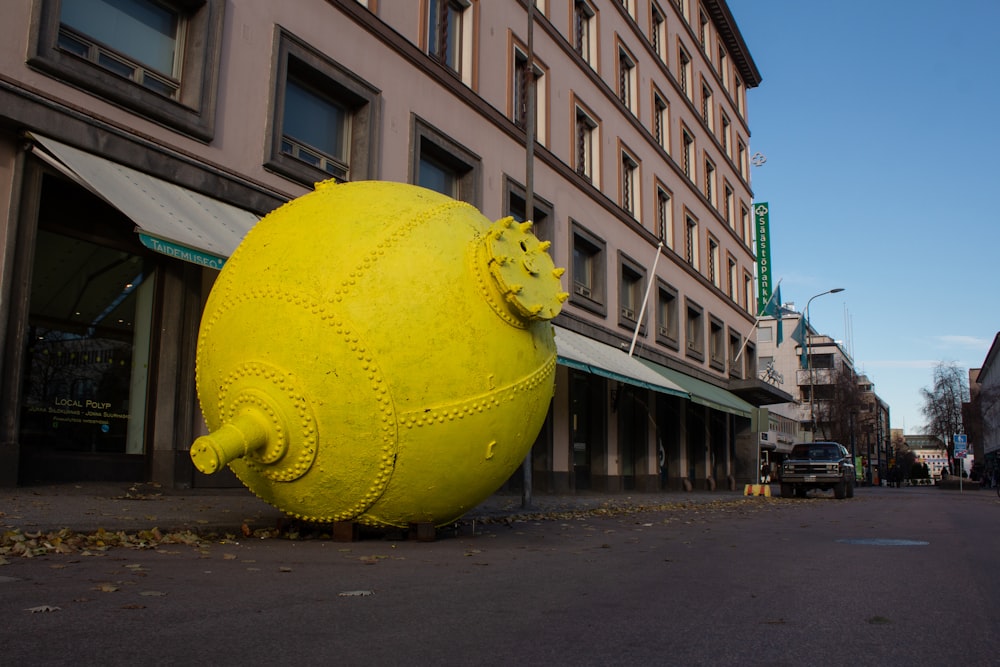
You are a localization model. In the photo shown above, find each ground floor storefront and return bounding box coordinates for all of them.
[0,129,773,493]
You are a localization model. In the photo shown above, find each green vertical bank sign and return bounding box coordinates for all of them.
[754,202,773,315]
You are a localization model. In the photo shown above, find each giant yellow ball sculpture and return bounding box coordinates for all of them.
[190,181,567,527]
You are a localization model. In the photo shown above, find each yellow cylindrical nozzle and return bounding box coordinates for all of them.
[191,412,270,474]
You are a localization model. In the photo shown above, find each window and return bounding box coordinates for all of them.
[651,3,667,64]
[707,237,719,287]
[728,329,742,378]
[267,32,379,186]
[701,82,713,130]
[619,256,645,328]
[682,129,694,180]
[685,215,698,268]
[620,0,636,20]
[728,255,738,301]
[704,158,715,206]
[427,0,472,80]
[575,103,600,184]
[656,186,673,248]
[656,281,679,348]
[744,273,754,314]
[740,203,751,245]
[720,114,731,156]
[723,183,733,225]
[709,317,725,370]
[571,223,606,312]
[31,0,224,140]
[512,45,546,142]
[718,45,729,89]
[698,8,709,52]
[412,117,481,205]
[620,149,639,219]
[758,326,772,343]
[574,0,597,68]
[618,46,637,112]
[685,300,704,358]
[678,46,692,99]
[505,177,553,245]
[653,91,670,153]
[737,140,747,180]
[734,75,744,117]
[674,0,686,19]
[743,342,757,380]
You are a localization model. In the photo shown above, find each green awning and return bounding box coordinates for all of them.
[638,359,754,418]
[553,326,688,398]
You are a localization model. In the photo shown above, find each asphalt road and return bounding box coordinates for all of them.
[2,486,998,666]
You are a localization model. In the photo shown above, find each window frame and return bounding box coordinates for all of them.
[685,298,705,360]
[427,0,474,83]
[652,88,670,153]
[574,101,601,185]
[573,0,598,69]
[655,183,674,249]
[620,146,640,220]
[618,252,646,332]
[650,3,667,65]
[570,221,607,315]
[684,214,699,269]
[266,30,380,186]
[709,316,725,372]
[617,42,638,113]
[656,279,680,350]
[410,115,482,206]
[29,0,225,141]
[504,176,554,246]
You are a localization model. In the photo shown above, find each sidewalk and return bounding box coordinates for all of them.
[0,481,754,534]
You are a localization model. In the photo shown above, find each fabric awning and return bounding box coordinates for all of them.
[638,358,754,418]
[29,133,260,269]
[553,326,688,398]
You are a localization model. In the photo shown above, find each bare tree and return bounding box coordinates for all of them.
[920,361,969,474]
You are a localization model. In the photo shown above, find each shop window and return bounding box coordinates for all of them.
[267,31,379,186]
[20,228,155,462]
[30,0,224,140]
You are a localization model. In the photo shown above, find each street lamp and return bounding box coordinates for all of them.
[804,287,845,438]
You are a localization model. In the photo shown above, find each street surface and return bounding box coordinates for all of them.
[2,486,998,666]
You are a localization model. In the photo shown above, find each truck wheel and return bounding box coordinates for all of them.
[846,479,855,498]
[834,480,847,499]
[780,483,794,498]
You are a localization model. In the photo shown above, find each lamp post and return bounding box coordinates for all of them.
[804,287,844,439]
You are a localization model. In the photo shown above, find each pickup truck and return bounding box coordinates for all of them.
[779,441,855,499]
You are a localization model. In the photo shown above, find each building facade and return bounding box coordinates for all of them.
[0,0,785,492]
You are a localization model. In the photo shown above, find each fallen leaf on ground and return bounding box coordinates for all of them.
[25,605,61,613]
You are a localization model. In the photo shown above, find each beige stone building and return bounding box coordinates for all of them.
[0,0,786,493]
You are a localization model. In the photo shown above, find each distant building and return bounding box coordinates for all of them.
[976,333,1000,478]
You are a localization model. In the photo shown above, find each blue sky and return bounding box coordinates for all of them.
[727,0,999,433]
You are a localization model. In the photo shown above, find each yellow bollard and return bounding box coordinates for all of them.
[191,181,567,527]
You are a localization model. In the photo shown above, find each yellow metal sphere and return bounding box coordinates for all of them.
[190,181,566,527]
